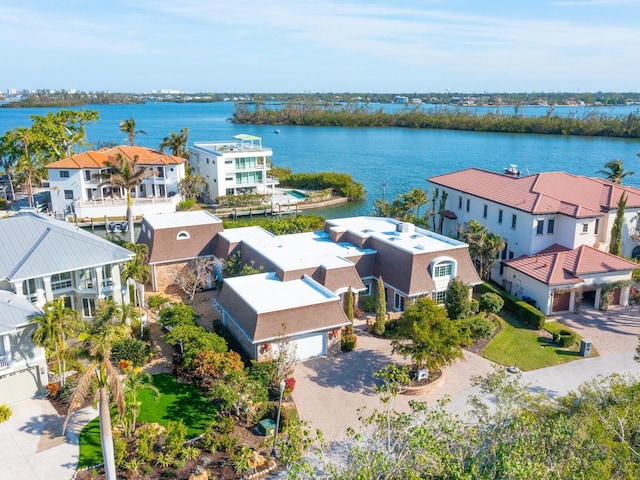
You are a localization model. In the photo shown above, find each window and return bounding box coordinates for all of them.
[511,214,517,229]
[435,291,447,304]
[498,209,503,224]
[483,204,488,218]
[458,196,463,210]
[101,265,113,287]
[82,298,95,317]
[394,292,405,311]
[64,190,74,200]
[466,198,470,212]
[60,170,69,178]
[433,263,453,277]
[79,268,94,289]
[499,263,504,275]
[176,231,190,240]
[536,220,544,235]
[547,219,555,234]
[84,170,92,181]
[22,278,40,303]
[582,223,589,233]
[363,283,372,296]
[51,272,72,290]
[501,242,508,260]
[434,188,439,198]
[508,251,514,259]
[594,218,600,235]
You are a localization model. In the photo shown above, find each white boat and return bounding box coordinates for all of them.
[274,129,281,134]
[108,221,128,233]
[504,164,520,176]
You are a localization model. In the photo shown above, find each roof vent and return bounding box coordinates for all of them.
[396,222,414,234]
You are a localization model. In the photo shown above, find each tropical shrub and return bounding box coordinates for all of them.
[359,294,377,313]
[341,333,357,351]
[177,198,195,211]
[47,382,60,399]
[0,404,12,423]
[147,294,171,309]
[460,315,495,341]
[111,338,151,367]
[158,303,198,328]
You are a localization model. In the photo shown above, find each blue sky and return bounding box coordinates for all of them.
[2,0,639,93]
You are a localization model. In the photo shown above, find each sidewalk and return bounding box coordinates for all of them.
[0,398,98,480]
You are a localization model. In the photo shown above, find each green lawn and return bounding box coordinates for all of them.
[481,313,585,371]
[78,373,218,468]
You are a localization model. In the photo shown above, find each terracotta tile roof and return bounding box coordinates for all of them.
[45,146,187,169]
[429,168,640,218]
[505,244,638,286]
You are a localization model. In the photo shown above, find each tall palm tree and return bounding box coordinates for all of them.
[597,159,634,185]
[62,301,130,480]
[459,220,504,279]
[122,242,150,313]
[96,154,152,242]
[30,298,81,387]
[0,130,20,202]
[119,117,146,146]
[159,127,189,158]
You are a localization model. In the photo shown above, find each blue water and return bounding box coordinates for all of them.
[1,102,639,218]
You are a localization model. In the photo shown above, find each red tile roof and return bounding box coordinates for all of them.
[45,146,186,169]
[429,168,640,218]
[505,244,638,286]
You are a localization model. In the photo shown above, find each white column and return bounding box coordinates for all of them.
[43,276,53,303]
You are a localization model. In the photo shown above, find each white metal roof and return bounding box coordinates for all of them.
[143,210,222,229]
[0,212,135,282]
[0,290,43,332]
[222,272,339,314]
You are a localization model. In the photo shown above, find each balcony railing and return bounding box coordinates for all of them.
[102,278,114,288]
[73,195,177,209]
[0,354,11,369]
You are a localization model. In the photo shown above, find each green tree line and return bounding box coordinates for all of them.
[233,102,640,138]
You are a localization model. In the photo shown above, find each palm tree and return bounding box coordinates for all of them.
[159,127,189,158]
[0,130,21,202]
[96,154,152,242]
[122,242,150,314]
[119,117,146,146]
[597,159,634,185]
[62,301,130,480]
[30,298,81,387]
[179,172,206,200]
[459,220,504,279]
[120,368,159,437]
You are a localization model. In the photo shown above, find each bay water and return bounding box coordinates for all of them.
[1,102,639,218]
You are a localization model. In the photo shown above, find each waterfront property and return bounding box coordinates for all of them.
[0,291,48,404]
[45,145,187,219]
[138,210,224,292]
[429,168,640,312]
[0,212,134,313]
[188,134,278,202]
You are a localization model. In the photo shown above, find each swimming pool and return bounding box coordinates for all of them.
[288,190,306,199]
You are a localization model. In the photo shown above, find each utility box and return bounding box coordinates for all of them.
[257,418,276,436]
[580,339,592,357]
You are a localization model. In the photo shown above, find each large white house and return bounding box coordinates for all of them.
[0,212,134,315]
[45,146,187,219]
[429,168,640,313]
[188,134,278,202]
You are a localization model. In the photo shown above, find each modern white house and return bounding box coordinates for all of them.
[0,212,134,316]
[45,145,187,219]
[429,168,640,312]
[0,291,49,404]
[188,134,278,202]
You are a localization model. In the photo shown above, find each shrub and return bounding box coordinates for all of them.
[284,377,296,398]
[158,303,199,328]
[460,315,495,340]
[553,330,576,348]
[114,437,128,467]
[148,295,171,309]
[470,298,480,315]
[359,294,377,313]
[341,334,357,351]
[0,198,7,210]
[479,292,504,314]
[47,382,60,399]
[445,277,471,320]
[111,338,151,367]
[0,404,12,423]
[177,198,196,211]
[164,421,187,457]
[476,282,545,329]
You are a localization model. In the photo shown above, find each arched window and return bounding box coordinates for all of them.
[176,231,190,240]
[430,256,457,278]
[632,245,640,260]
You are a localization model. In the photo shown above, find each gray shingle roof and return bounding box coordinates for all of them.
[0,212,134,282]
[0,290,42,332]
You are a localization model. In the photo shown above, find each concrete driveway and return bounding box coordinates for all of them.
[549,304,640,355]
[292,320,495,443]
[0,398,97,480]
[292,306,640,443]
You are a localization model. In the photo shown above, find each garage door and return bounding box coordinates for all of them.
[271,333,326,361]
[0,367,43,404]
[552,291,571,312]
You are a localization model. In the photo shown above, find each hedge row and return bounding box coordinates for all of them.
[476,282,546,330]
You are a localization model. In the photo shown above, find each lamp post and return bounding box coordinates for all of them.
[271,379,286,458]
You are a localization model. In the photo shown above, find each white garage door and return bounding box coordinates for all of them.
[0,367,43,404]
[271,333,326,361]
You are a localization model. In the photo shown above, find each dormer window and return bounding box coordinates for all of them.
[176,231,190,240]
